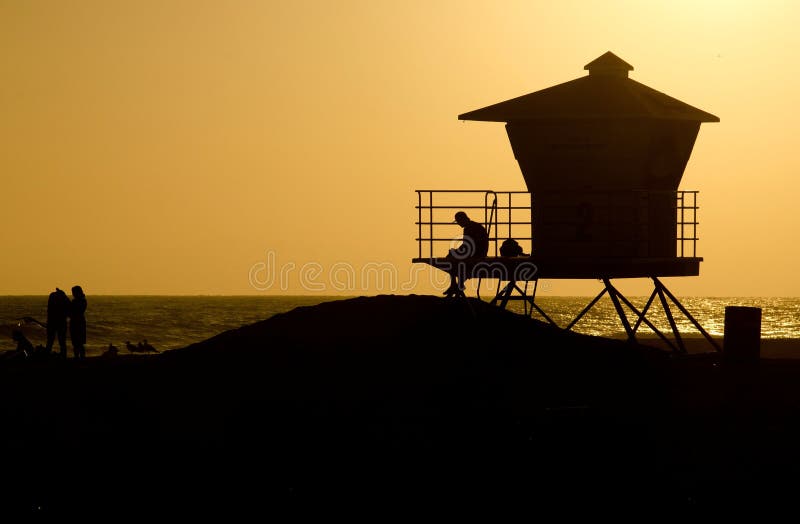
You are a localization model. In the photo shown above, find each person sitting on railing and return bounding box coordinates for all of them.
[443,211,489,297]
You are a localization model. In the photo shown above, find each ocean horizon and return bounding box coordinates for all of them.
[2,295,798,356]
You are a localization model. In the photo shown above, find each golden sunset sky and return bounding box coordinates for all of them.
[1,0,798,296]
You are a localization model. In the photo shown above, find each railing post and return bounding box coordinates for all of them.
[428,191,434,260]
[507,193,512,240]
[484,191,499,256]
[680,191,685,258]
[492,191,500,256]
[417,191,422,259]
[693,192,698,258]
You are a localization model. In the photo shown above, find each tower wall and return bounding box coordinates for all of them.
[506,119,700,258]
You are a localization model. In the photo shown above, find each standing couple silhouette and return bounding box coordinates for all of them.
[46,286,88,359]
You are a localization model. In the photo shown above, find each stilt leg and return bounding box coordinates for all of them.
[653,277,722,352]
[632,288,658,334]
[500,280,516,309]
[490,282,512,307]
[512,284,557,326]
[656,287,687,354]
[609,282,680,353]
[604,279,635,341]
[565,287,608,331]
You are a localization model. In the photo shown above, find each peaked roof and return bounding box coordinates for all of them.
[459,52,719,123]
[583,51,633,76]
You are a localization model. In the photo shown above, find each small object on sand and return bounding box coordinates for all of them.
[141,339,159,353]
[102,343,118,358]
[10,329,35,358]
[126,340,158,353]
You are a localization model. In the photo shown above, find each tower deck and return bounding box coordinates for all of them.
[412,255,701,280]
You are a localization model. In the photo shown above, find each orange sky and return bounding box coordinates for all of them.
[1,0,798,296]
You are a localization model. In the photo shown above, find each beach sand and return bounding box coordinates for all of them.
[635,335,800,359]
[1,294,798,517]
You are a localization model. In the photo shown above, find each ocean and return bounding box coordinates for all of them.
[0,295,797,357]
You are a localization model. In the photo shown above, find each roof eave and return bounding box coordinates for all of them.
[458,113,720,123]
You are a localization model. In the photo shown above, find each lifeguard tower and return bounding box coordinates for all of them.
[413,52,720,352]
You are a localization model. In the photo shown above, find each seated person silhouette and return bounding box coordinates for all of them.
[140,339,158,353]
[10,329,35,359]
[102,343,119,358]
[126,340,159,353]
[444,211,489,297]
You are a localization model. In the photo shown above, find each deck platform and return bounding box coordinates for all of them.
[412,256,702,280]
[412,255,717,354]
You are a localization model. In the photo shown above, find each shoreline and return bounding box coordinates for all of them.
[3,294,798,357]
[6,336,798,359]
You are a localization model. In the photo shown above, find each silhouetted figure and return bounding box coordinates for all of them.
[141,339,158,353]
[45,288,70,358]
[102,343,118,358]
[444,211,489,297]
[125,340,158,354]
[134,339,159,353]
[10,329,35,359]
[69,285,87,360]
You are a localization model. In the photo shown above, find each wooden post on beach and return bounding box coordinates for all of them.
[723,306,761,364]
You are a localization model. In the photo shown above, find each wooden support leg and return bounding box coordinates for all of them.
[566,287,608,331]
[491,282,514,307]
[603,279,635,341]
[653,277,722,352]
[499,280,516,309]
[656,287,687,354]
[609,282,680,353]
[512,283,557,326]
[632,288,658,334]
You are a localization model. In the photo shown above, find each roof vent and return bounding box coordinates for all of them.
[584,51,633,78]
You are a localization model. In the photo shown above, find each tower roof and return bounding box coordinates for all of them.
[583,51,633,77]
[458,52,719,123]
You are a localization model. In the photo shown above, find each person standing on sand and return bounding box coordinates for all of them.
[69,285,87,360]
[45,287,70,358]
